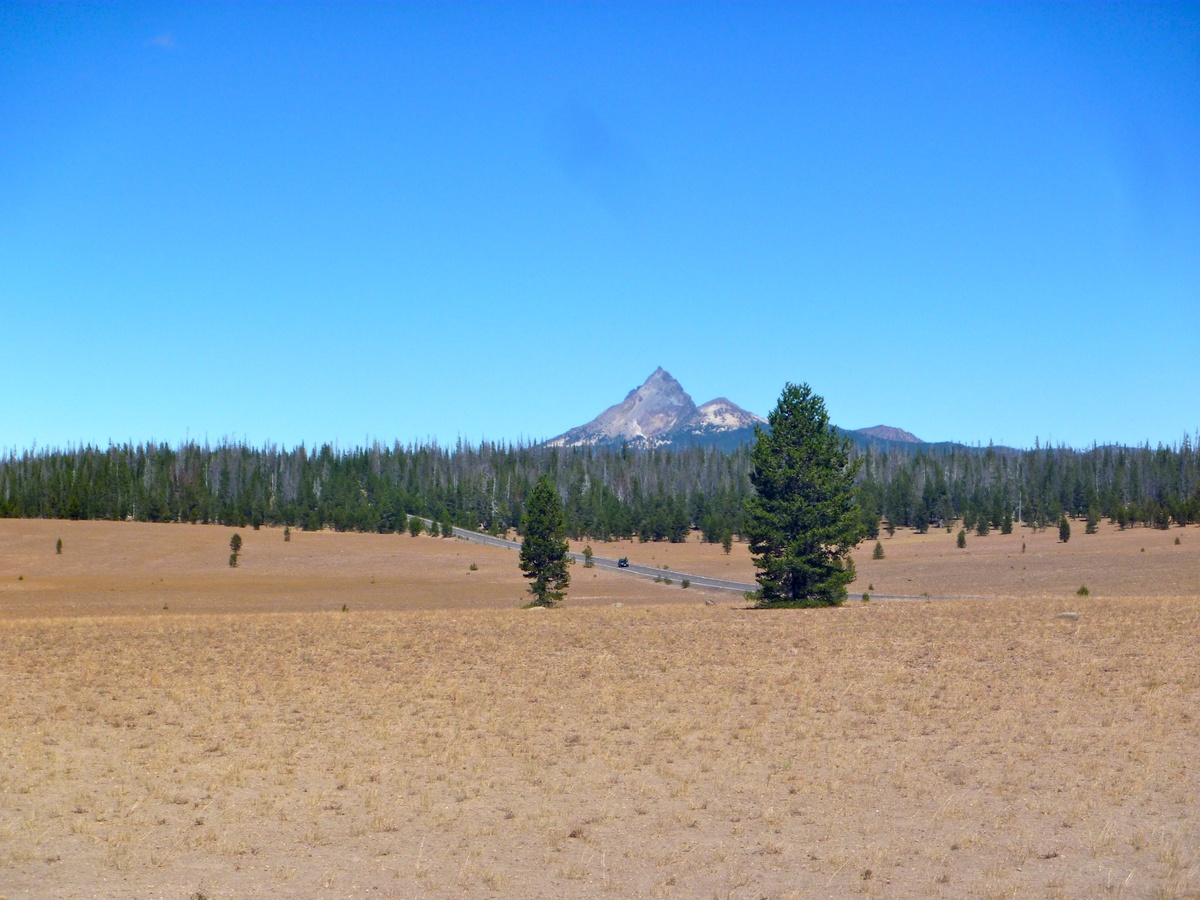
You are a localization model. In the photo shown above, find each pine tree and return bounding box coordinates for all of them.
[1059,515,1071,543]
[519,476,571,607]
[744,383,864,606]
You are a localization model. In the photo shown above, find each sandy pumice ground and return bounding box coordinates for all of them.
[1,519,1197,898]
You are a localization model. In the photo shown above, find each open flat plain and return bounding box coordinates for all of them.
[1,518,1197,898]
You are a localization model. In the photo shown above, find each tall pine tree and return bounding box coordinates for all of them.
[745,383,864,606]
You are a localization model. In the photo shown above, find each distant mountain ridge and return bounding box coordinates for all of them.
[547,368,933,452]
[854,425,922,443]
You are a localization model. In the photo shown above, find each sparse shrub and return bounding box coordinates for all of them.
[867,583,874,591]
[284,525,291,542]
[469,562,478,571]
[654,575,663,583]
[872,541,884,560]
[341,603,348,612]
[664,577,673,585]
[1175,536,1182,545]
[1077,584,1089,597]
[681,578,690,589]
[582,545,594,568]
[956,529,966,549]
[56,538,62,555]
[861,592,870,602]
[228,553,238,568]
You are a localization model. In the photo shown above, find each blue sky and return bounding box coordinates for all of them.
[2,2,1197,452]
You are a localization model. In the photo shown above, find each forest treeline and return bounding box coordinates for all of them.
[1,435,1197,541]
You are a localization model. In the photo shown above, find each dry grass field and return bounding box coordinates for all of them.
[1,519,1198,898]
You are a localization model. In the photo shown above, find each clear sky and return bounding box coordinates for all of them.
[3,2,1197,452]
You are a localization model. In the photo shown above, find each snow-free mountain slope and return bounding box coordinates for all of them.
[854,425,923,443]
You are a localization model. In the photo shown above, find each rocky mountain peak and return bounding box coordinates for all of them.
[547,369,763,449]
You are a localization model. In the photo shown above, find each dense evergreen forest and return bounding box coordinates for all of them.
[2,436,1197,541]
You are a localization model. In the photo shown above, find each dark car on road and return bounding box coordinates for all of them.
[618,557,629,568]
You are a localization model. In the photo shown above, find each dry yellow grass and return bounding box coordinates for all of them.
[1,519,1198,898]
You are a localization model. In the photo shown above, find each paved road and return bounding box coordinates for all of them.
[427,520,990,602]
[446,525,755,593]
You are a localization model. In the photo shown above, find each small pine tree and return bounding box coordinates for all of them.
[228,552,239,568]
[872,540,884,560]
[956,529,967,549]
[1085,508,1099,534]
[230,533,243,555]
[56,538,62,555]
[862,511,881,540]
[408,516,423,537]
[1152,505,1170,530]
[283,525,291,542]
[582,545,594,568]
[426,519,440,537]
[976,518,990,537]
[519,476,571,607]
[1058,515,1071,543]
[441,519,454,538]
[1001,512,1013,535]
[721,531,733,555]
